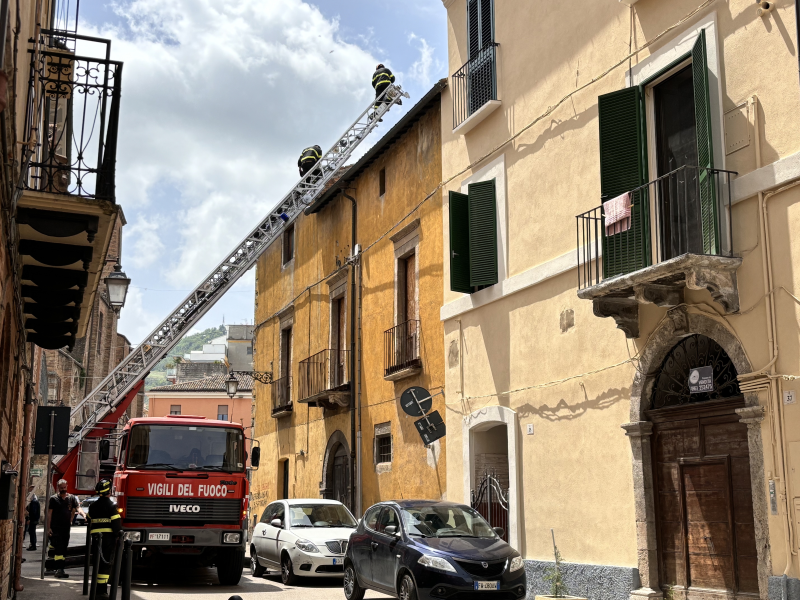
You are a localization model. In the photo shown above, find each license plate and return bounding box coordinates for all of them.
[148,533,170,541]
[474,581,500,591]
[332,558,341,565]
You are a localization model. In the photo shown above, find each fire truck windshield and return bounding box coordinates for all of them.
[127,424,245,472]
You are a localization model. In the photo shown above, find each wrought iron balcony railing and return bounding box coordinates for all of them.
[576,166,737,290]
[452,43,498,130]
[271,375,292,417]
[384,320,421,377]
[24,30,123,201]
[298,349,351,403]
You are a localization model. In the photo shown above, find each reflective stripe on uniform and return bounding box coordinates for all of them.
[90,528,112,534]
[54,555,64,561]
[373,73,393,84]
[97,574,109,583]
[91,518,112,523]
[110,514,120,520]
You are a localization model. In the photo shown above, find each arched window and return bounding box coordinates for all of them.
[651,334,740,409]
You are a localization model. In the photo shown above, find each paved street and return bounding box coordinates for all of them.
[18,526,391,600]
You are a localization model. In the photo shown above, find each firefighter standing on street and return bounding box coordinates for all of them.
[47,479,79,578]
[88,479,121,600]
[298,145,322,179]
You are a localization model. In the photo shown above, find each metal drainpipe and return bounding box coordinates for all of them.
[796,0,800,88]
[343,192,358,514]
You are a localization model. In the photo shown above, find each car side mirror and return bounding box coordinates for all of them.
[493,527,505,538]
[251,447,260,468]
[271,518,282,529]
[384,525,398,536]
[99,440,110,461]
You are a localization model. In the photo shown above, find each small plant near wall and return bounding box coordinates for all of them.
[535,530,586,600]
[543,530,568,598]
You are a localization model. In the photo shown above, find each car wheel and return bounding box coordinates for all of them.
[280,553,299,586]
[399,573,417,600]
[250,548,266,577]
[343,564,365,600]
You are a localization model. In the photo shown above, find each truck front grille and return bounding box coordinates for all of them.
[125,498,241,524]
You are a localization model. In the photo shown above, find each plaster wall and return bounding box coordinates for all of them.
[440,0,800,592]
[147,392,253,428]
[250,101,445,521]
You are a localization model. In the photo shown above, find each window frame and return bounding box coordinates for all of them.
[169,405,181,416]
[217,405,229,421]
[379,167,386,197]
[282,224,295,266]
[363,505,382,532]
[376,433,393,464]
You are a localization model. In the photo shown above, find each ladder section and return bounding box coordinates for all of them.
[67,84,410,449]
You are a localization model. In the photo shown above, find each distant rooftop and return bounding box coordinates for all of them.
[149,372,253,393]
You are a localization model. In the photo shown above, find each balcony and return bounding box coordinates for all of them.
[384,320,421,381]
[298,349,351,409]
[452,43,500,134]
[18,30,124,350]
[271,376,292,418]
[575,166,740,338]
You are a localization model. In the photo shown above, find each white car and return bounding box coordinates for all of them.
[250,499,358,584]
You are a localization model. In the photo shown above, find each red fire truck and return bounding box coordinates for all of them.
[111,415,255,584]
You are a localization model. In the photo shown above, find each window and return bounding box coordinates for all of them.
[597,30,716,278]
[246,346,253,355]
[170,405,181,415]
[398,252,416,323]
[364,505,382,531]
[260,503,278,524]
[280,327,292,379]
[97,312,104,356]
[283,224,295,265]
[376,434,392,464]
[448,178,498,293]
[376,507,400,535]
[467,0,494,59]
[217,405,229,421]
[379,168,386,197]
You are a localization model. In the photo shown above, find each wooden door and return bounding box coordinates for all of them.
[650,399,758,596]
[404,253,416,323]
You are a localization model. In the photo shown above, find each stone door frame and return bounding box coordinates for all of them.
[623,308,771,600]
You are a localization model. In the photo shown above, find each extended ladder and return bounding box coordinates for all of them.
[65,84,409,451]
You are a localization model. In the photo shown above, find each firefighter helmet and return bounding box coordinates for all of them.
[95,479,112,495]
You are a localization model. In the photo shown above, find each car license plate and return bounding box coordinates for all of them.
[148,533,170,541]
[332,558,341,565]
[474,581,500,591]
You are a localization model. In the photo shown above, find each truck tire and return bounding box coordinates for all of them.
[250,546,266,577]
[217,548,244,586]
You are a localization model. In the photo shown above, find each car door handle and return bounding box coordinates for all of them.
[371,542,378,550]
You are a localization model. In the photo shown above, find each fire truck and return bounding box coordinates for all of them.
[111,415,256,584]
[47,82,407,585]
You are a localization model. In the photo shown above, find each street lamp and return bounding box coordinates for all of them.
[104,264,131,310]
[225,370,273,399]
[225,372,239,399]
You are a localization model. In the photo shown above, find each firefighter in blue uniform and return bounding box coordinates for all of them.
[88,479,121,599]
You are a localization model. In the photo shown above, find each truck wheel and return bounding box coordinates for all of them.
[250,546,266,577]
[217,548,244,586]
[280,553,299,586]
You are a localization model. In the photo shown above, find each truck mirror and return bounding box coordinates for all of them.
[251,447,260,468]
[99,440,110,461]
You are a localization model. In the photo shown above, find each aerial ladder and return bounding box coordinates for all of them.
[53,84,410,493]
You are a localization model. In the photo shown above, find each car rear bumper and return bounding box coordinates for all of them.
[124,527,245,549]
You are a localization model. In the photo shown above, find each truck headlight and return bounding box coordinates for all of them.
[295,539,319,553]
[418,554,456,573]
[223,533,241,544]
[123,531,141,542]
[509,556,524,572]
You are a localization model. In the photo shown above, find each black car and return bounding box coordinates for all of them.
[344,500,526,600]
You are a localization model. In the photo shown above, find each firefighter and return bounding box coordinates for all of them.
[298,145,322,179]
[47,479,78,578]
[88,479,121,600]
[372,63,401,115]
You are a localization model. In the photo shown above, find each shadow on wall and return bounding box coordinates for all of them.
[515,385,629,422]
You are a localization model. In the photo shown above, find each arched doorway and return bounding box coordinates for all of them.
[321,431,351,512]
[647,334,758,596]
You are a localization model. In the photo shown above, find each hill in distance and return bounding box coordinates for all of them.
[144,324,226,390]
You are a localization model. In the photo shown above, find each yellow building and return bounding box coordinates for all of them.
[250,81,447,525]
[439,0,800,598]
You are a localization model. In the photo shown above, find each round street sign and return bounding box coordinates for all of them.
[400,386,432,417]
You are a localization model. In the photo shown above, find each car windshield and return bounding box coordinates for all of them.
[288,504,357,528]
[127,424,245,472]
[400,505,497,538]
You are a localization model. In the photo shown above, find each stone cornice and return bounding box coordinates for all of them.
[621,421,654,437]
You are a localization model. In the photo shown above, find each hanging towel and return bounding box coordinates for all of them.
[604,192,632,236]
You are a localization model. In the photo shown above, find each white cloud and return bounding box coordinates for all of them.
[85,0,380,290]
[116,286,158,342]
[405,33,441,88]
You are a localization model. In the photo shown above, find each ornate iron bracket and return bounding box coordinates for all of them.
[231,370,273,385]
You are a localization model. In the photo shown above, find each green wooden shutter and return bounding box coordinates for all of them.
[598,86,649,279]
[692,30,718,254]
[449,191,472,293]
[468,179,498,287]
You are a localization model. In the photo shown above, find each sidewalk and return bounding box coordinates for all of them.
[18,525,88,600]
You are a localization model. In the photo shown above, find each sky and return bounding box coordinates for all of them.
[77,0,448,345]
